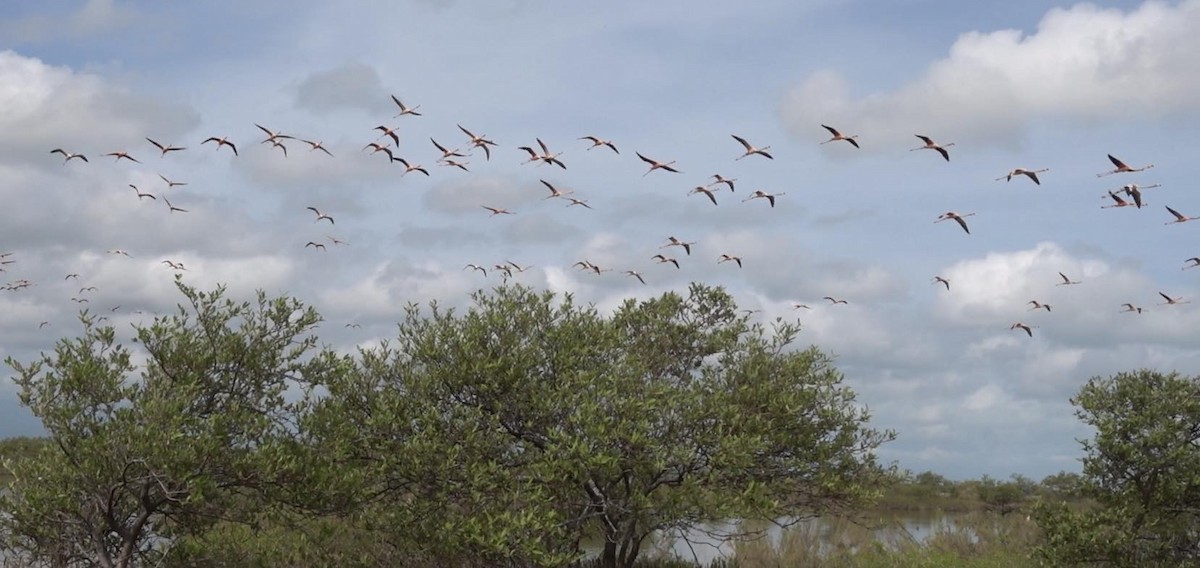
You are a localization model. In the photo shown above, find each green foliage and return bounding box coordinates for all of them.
[1035,369,1200,566]
[302,283,894,567]
[1,280,351,567]
[2,281,893,567]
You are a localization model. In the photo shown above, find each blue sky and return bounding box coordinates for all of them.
[1,0,1198,480]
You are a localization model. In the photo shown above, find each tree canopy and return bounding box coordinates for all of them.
[2,281,893,567]
[1036,369,1200,567]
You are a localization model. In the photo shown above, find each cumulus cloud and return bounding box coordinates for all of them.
[781,0,1200,148]
[0,0,138,45]
[292,61,390,115]
[0,50,198,164]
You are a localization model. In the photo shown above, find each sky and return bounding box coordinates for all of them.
[1,0,1198,480]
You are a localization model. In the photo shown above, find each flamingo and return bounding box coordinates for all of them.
[1118,184,1159,208]
[709,174,736,192]
[624,270,646,285]
[824,297,848,305]
[305,241,326,251]
[364,142,395,161]
[651,254,680,269]
[164,197,188,214]
[202,136,238,156]
[689,186,718,206]
[1102,190,1135,209]
[1164,206,1199,225]
[731,135,773,160]
[300,139,334,157]
[519,138,566,169]
[255,124,293,144]
[743,190,784,208]
[932,276,950,291]
[636,152,681,176]
[565,197,592,209]
[50,149,88,163]
[995,168,1048,185]
[1028,300,1052,312]
[146,138,186,157]
[661,236,695,256]
[1120,303,1143,314]
[104,151,140,163]
[541,180,573,199]
[1010,323,1036,337]
[1056,272,1080,286]
[481,206,514,216]
[911,135,954,162]
[374,125,401,147]
[935,211,974,234]
[718,254,742,268]
[394,157,429,176]
[820,125,859,148]
[306,207,335,224]
[459,125,498,160]
[440,159,470,172]
[391,95,422,117]
[1097,154,1153,177]
[1159,292,1190,306]
[130,185,155,200]
[579,135,619,154]
[1182,257,1200,270]
[793,304,812,310]
[464,264,488,277]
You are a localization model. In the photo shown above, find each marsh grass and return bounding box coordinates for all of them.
[647,511,1043,568]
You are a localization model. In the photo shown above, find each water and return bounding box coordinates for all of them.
[583,512,975,565]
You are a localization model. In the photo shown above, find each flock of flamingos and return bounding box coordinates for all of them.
[3,94,1195,338]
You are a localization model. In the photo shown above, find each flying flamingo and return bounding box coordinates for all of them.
[651,254,680,269]
[146,138,186,157]
[731,135,773,160]
[482,206,514,216]
[306,207,335,224]
[1027,300,1052,312]
[459,125,498,160]
[820,125,859,148]
[1056,272,1080,286]
[689,186,718,206]
[391,95,422,117]
[394,157,429,176]
[995,168,1048,185]
[1120,303,1143,314]
[50,149,88,163]
[824,297,848,305]
[1182,257,1200,270]
[1097,154,1153,177]
[104,151,140,163]
[935,211,974,234]
[1010,323,1036,337]
[709,174,736,192]
[541,180,573,199]
[624,270,646,285]
[743,190,785,208]
[1164,206,1199,225]
[932,276,950,290]
[1158,292,1190,306]
[202,136,238,156]
[911,135,954,162]
[662,236,695,256]
[718,254,743,268]
[1101,191,1135,209]
[636,152,681,176]
[579,135,619,154]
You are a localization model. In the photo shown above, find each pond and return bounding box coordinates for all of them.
[583,511,984,565]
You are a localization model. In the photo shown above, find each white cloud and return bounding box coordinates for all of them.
[1,0,138,45]
[781,0,1200,148]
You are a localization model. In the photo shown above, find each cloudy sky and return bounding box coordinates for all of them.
[2,0,1199,480]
